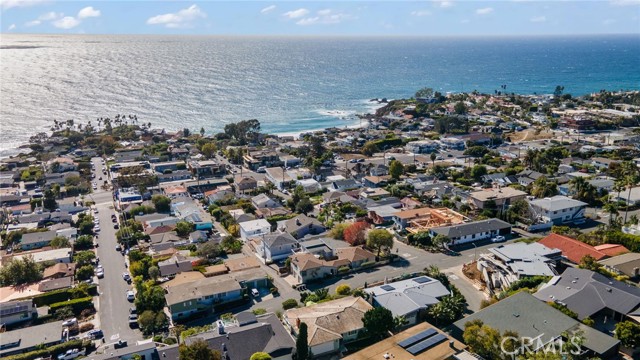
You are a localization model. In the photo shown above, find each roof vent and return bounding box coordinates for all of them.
[606,287,612,292]
[571,280,577,284]
[513,313,520,318]
[566,286,571,290]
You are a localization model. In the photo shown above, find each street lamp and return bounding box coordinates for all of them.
[472,242,478,263]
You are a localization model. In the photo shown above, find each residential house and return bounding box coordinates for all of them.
[450,292,619,360]
[151,161,184,173]
[406,140,438,154]
[369,164,390,176]
[116,188,143,205]
[296,178,321,193]
[6,247,73,265]
[344,322,467,360]
[204,186,234,204]
[516,170,546,186]
[47,157,77,172]
[283,297,374,357]
[534,267,640,324]
[429,218,511,246]
[538,233,628,264]
[367,276,450,325]
[164,275,241,321]
[19,230,57,250]
[393,207,466,233]
[0,321,64,357]
[239,219,272,241]
[157,170,192,183]
[468,187,527,210]
[172,199,213,230]
[244,150,282,170]
[362,176,390,188]
[478,242,562,292]
[187,159,226,178]
[38,276,73,292]
[158,254,195,277]
[611,186,640,206]
[278,214,326,240]
[330,179,362,192]
[591,157,619,170]
[0,300,37,327]
[528,195,588,225]
[183,313,294,360]
[235,176,258,193]
[265,167,293,190]
[334,247,376,268]
[85,342,158,360]
[439,137,465,150]
[163,185,189,199]
[42,263,75,279]
[257,232,299,263]
[289,245,376,284]
[599,253,640,278]
[289,253,349,284]
[252,194,280,209]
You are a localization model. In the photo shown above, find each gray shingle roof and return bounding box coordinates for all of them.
[450,291,619,357]
[529,195,587,212]
[262,232,297,248]
[534,267,640,319]
[430,218,511,238]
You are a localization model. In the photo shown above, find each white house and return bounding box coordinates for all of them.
[251,194,280,209]
[406,140,439,154]
[257,232,299,263]
[429,218,512,246]
[296,178,321,193]
[528,195,588,225]
[239,219,271,241]
[265,167,293,191]
[439,137,465,150]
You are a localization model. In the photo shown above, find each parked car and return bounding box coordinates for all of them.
[129,307,137,314]
[128,314,138,328]
[86,329,104,340]
[122,272,131,282]
[62,318,78,327]
[57,349,81,360]
[113,223,119,229]
[251,288,260,297]
[114,340,128,349]
[96,269,104,278]
[126,290,135,301]
[116,244,122,251]
[491,235,506,243]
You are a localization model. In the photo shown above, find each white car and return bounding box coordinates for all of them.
[58,349,81,360]
[96,269,104,278]
[126,290,135,301]
[491,235,506,243]
[61,318,77,327]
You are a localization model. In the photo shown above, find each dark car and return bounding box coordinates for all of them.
[87,329,104,340]
[116,244,122,251]
[128,314,138,328]
[114,340,128,349]
[113,223,119,229]
[129,307,137,314]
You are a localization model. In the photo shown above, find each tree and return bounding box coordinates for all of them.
[431,234,450,249]
[531,176,558,199]
[201,143,217,159]
[615,321,640,348]
[389,160,404,180]
[179,339,221,360]
[578,254,602,272]
[569,176,597,204]
[148,266,160,280]
[43,189,58,211]
[0,256,42,286]
[344,221,369,246]
[197,242,222,259]
[336,284,352,295]
[415,87,434,99]
[250,353,271,360]
[138,310,168,334]
[470,165,487,181]
[76,265,94,280]
[296,322,310,360]
[430,152,437,168]
[183,128,191,137]
[362,141,378,156]
[200,127,206,137]
[366,229,394,256]
[454,101,467,115]
[295,198,314,215]
[329,223,349,240]
[74,250,96,267]
[463,319,508,360]
[74,235,93,250]
[282,298,298,310]
[50,236,71,249]
[363,307,394,339]
[175,221,194,237]
[427,293,466,326]
[152,195,171,213]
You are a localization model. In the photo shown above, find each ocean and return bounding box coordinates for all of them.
[1,34,639,157]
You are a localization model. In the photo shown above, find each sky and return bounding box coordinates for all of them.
[1,0,639,36]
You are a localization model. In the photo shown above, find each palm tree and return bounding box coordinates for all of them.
[430,152,436,168]
[523,149,536,169]
[603,202,619,226]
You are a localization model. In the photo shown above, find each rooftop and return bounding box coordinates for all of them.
[538,233,608,264]
[529,195,588,211]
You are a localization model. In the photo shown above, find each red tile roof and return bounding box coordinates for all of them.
[593,244,629,257]
[539,233,607,264]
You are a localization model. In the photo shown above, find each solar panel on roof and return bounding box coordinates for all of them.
[412,277,430,284]
[398,328,437,348]
[380,285,395,291]
[406,333,448,355]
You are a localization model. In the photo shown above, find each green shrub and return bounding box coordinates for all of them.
[338,266,350,273]
[282,298,298,310]
[33,286,97,307]
[360,261,375,268]
[252,308,267,315]
[49,297,94,315]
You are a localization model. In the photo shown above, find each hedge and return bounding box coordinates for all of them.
[33,285,97,307]
[49,297,94,315]
[4,339,85,360]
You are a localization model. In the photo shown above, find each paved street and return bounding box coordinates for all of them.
[88,157,142,345]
